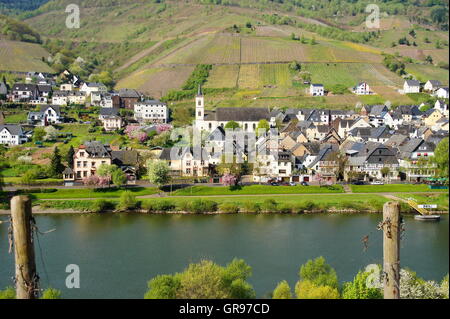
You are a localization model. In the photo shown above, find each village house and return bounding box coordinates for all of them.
[434,100,448,115]
[424,80,442,92]
[435,87,449,99]
[99,108,123,131]
[52,91,68,105]
[119,89,142,109]
[159,146,210,177]
[352,82,372,95]
[60,83,74,91]
[70,141,138,182]
[80,82,107,97]
[11,83,39,102]
[134,100,168,123]
[403,80,420,94]
[67,91,86,105]
[423,109,444,127]
[0,124,28,145]
[27,105,63,126]
[309,84,324,96]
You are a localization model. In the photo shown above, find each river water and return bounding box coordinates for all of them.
[0,213,448,298]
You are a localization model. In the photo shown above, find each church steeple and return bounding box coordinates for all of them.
[195,85,204,121]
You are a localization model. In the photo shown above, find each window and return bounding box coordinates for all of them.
[77,161,81,167]
[186,168,191,174]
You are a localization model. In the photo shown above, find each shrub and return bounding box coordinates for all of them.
[295,280,340,299]
[262,199,277,212]
[219,202,240,214]
[0,287,15,299]
[242,201,261,213]
[90,199,114,213]
[190,199,217,213]
[302,201,316,211]
[176,201,191,212]
[367,199,383,211]
[273,280,292,299]
[118,191,137,210]
[277,204,293,214]
[153,201,176,212]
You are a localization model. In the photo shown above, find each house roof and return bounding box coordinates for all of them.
[99,107,119,116]
[40,105,61,115]
[12,83,38,92]
[82,141,112,157]
[405,80,420,86]
[427,80,442,86]
[159,146,208,161]
[118,88,141,98]
[111,150,138,166]
[210,107,270,122]
[0,124,23,136]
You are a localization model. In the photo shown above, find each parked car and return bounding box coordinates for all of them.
[289,182,297,186]
[270,182,280,186]
[370,181,384,185]
[351,180,365,185]
[300,181,309,186]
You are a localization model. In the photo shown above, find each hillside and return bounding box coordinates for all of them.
[4,0,449,107]
[0,39,53,73]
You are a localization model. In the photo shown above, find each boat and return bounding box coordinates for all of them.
[414,215,441,221]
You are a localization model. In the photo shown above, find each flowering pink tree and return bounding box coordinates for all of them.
[83,175,100,187]
[156,124,172,134]
[125,125,148,143]
[222,173,237,187]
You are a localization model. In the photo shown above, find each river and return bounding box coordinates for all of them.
[0,213,448,298]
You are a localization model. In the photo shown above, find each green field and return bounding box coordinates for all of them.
[405,64,449,85]
[171,185,344,196]
[28,187,160,200]
[351,184,448,193]
[0,40,53,73]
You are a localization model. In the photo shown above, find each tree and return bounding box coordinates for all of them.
[399,269,446,299]
[144,259,255,299]
[425,55,433,64]
[224,121,240,130]
[295,280,340,299]
[20,170,37,185]
[118,191,137,210]
[112,169,127,187]
[380,167,390,181]
[342,269,383,299]
[33,127,45,142]
[217,156,252,184]
[147,159,171,188]
[49,147,64,178]
[222,173,237,187]
[273,280,292,299]
[41,288,62,299]
[299,257,338,289]
[66,145,75,168]
[256,119,270,135]
[434,137,449,178]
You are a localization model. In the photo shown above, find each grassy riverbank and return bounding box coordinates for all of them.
[396,193,449,211]
[170,185,344,196]
[350,184,448,193]
[33,194,392,214]
[25,187,160,200]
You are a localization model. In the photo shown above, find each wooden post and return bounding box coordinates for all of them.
[11,195,38,299]
[382,201,401,299]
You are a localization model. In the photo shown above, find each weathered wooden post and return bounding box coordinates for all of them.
[11,195,38,299]
[382,201,401,299]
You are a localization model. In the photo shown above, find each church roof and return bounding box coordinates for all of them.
[209,107,270,122]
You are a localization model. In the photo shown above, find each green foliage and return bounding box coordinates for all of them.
[342,269,383,299]
[434,137,449,178]
[218,202,240,214]
[145,258,255,299]
[90,199,114,213]
[0,286,15,299]
[49,147,64,178]
[273,280,292,299]
[295,280,340,299]
[111,169,127,187]
[299,256,338,289]
[329,84,349,95]
[256,119,270,134]
[261,199,277,212]
[182,64,212,90]
[242,201,261,213]
[66,145,75,168]
[118,191,137,210]
[190,199,217,213]
[0,14,41,43]
[382,53,406,75]
[41,288,62,299]
[147,159,171,188]
[33,127,46,142]
[224,120,240,129]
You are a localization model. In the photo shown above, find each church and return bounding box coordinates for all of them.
[194,86,271,132]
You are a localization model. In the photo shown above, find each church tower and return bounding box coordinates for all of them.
[195,85,204,121]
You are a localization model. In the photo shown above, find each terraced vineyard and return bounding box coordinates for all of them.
[406,64,450,84]
[0,39,53,72]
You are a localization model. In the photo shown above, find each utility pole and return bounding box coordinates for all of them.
[382,201,401,299]
[11,195,38,299]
